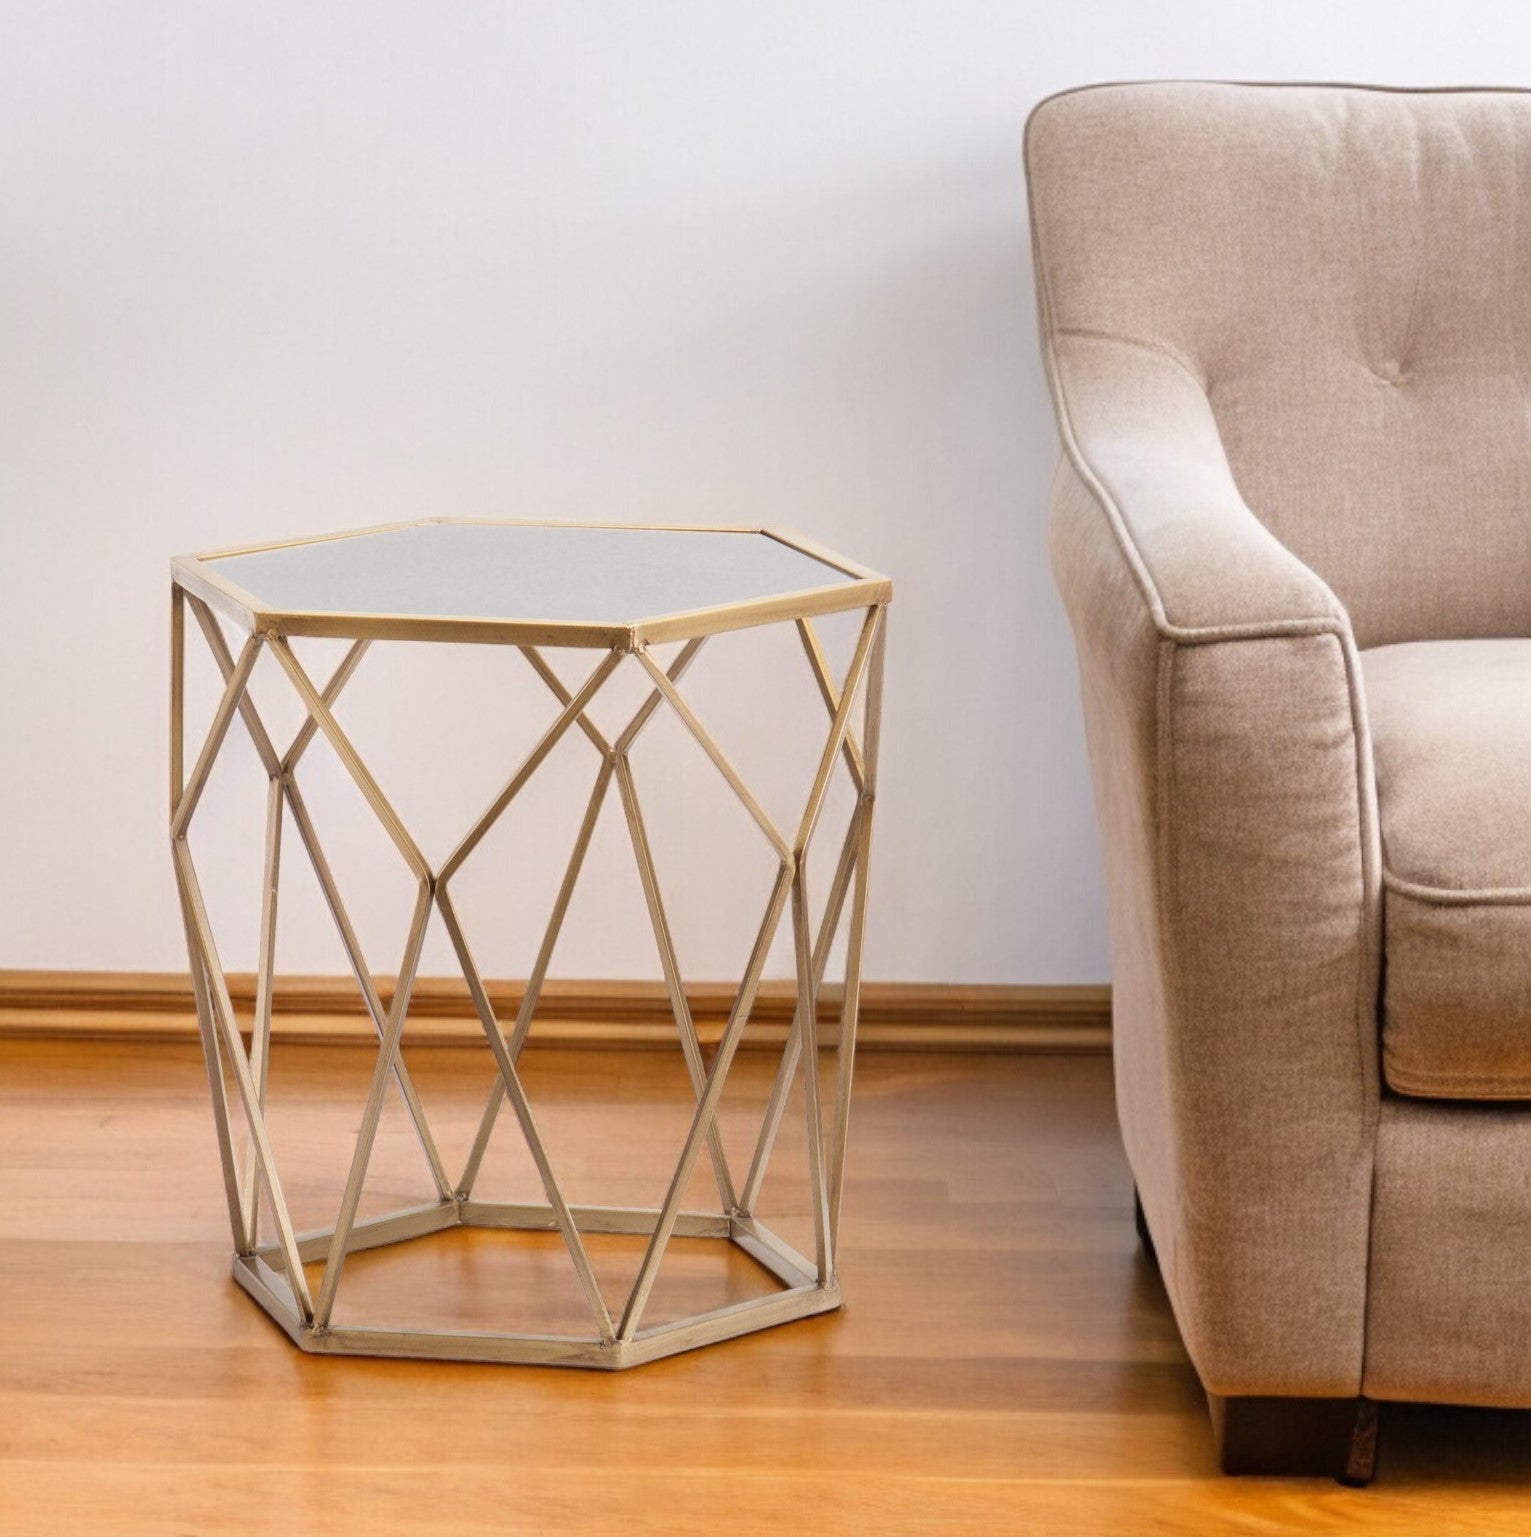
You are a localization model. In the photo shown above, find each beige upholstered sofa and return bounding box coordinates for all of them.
[1027,81,1531,1482]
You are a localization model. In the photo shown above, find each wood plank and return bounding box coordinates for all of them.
[0,1037,1525,1534]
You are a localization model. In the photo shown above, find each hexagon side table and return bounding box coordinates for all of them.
[168,517,889,1369]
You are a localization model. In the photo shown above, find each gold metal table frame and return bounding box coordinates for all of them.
[168,519,890,1369]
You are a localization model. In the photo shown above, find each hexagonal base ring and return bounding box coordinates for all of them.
[231,1200,840,1369]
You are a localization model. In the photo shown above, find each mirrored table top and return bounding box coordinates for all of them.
[172,520,889,647]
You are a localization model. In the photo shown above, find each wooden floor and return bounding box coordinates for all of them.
[2,1039,1530,1534]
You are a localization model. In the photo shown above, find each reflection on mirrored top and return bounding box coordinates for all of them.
[206,521,860,625]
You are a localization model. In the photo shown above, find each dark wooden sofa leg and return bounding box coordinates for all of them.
[1135,1192,1375,1484]
[1208,1392,1378,1484]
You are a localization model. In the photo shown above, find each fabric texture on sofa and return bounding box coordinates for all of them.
[1029,80,1531,1420]
[1363,640,1531,1099]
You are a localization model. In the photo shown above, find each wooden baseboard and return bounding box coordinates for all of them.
[0,970,1110,1053]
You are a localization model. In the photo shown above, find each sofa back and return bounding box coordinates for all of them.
[1026,81,1531,648]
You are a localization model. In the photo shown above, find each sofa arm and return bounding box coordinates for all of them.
[1046,334,1383,1399]
[1048,331,1349,636]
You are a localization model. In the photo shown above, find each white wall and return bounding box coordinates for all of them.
[1,1,1519,985]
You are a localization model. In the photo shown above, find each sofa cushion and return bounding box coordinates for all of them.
[1364,640,1531,1098]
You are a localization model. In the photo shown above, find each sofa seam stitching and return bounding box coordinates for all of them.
[1153,636,1184,1319]
[1052,326,1207,392]
[1341,625,1385,1407]
[1382,870,1531,906]
[1023,81,1531,138]
[1383,1062,1531,1098]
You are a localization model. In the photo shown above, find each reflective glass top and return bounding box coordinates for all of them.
[207,522,856,624]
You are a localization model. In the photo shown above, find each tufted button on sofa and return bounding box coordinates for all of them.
[1026,80,1531,1481]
